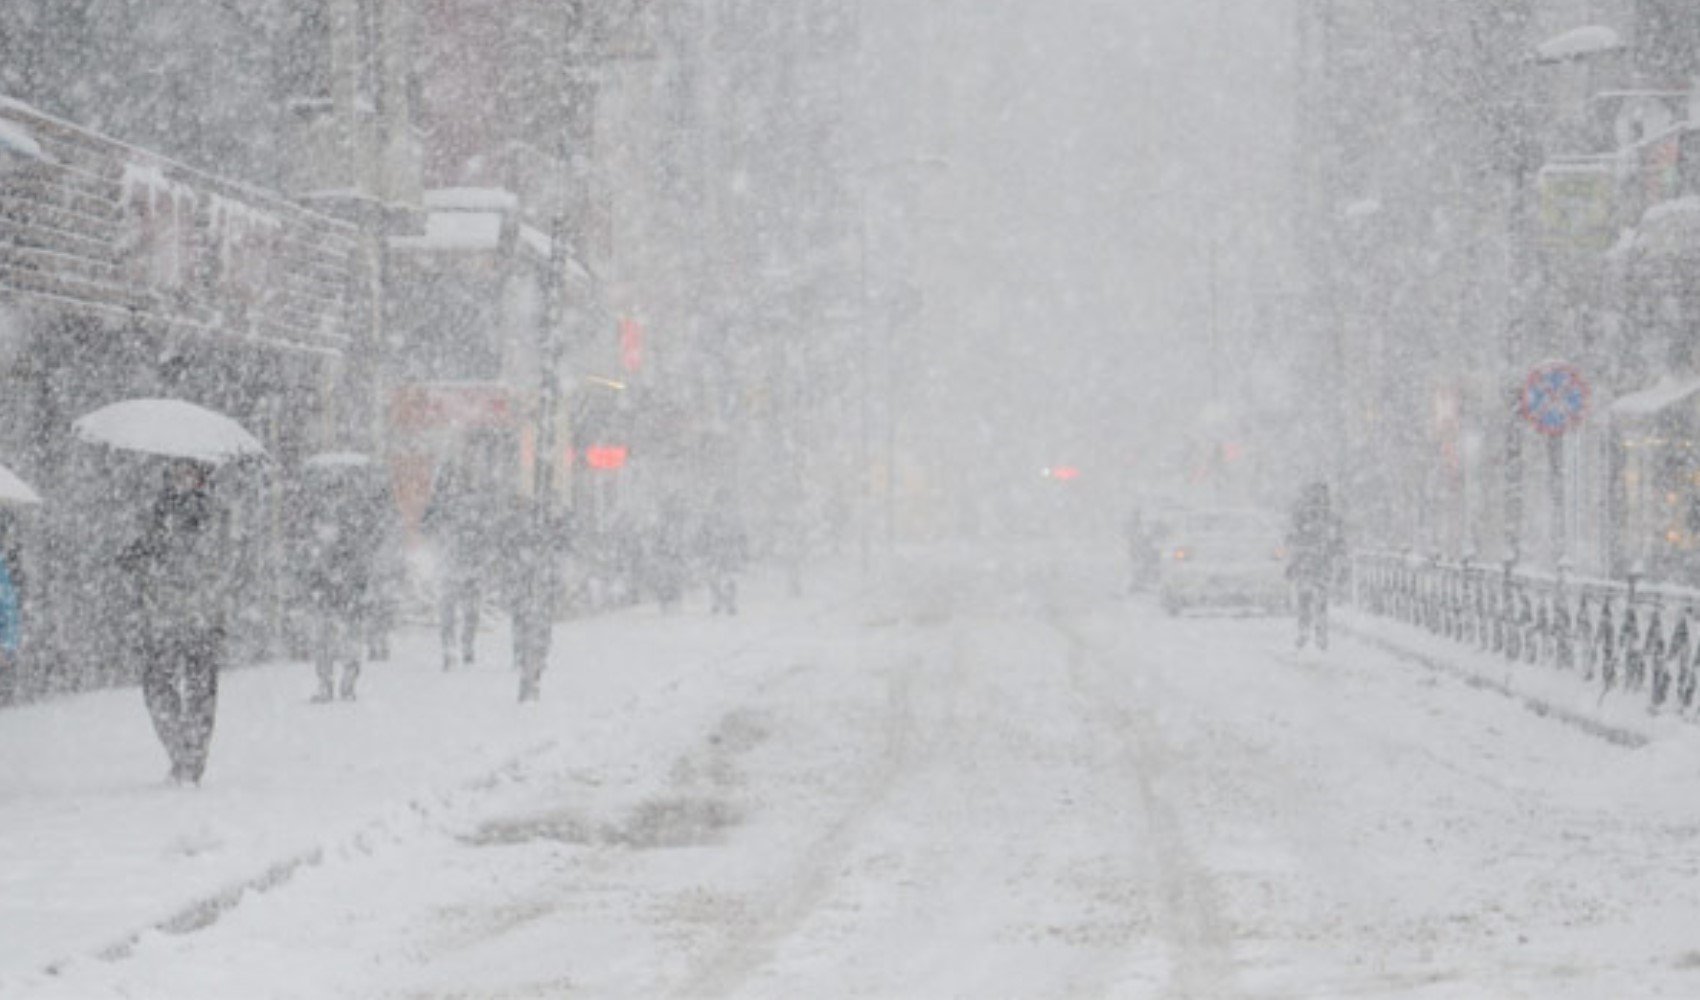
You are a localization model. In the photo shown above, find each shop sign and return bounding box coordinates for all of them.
[1537,162,1617,254]
[390,384,517,432]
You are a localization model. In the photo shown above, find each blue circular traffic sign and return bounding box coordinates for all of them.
[1520,362,1590,437]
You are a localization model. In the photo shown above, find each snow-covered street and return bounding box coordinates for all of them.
[8,544,1700,999]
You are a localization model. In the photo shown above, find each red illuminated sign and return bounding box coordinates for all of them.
[584,445,628,470]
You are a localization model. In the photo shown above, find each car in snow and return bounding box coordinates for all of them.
[1157,507,1290,615]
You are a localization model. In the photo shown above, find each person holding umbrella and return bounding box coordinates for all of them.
[118,459,231,785]
[77,398,263,786]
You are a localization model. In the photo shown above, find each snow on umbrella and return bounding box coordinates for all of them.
[0,460,41,505]
[72,398,266,465]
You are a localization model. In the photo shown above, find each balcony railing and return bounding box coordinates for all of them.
[0,97,363,356]
[1353,551,1700,717]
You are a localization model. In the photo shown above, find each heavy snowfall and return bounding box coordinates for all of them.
[4,1,1700,998]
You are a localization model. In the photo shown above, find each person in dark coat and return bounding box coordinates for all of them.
[698,494,748,615]
[358,477,403,663]
[423,463,489,671]
[301,468,383,702]
[1286,481,1343,651]
[647,504,689,614]
[499,496,564,702]
[1123,507,1158,594]
[119,460,230,785]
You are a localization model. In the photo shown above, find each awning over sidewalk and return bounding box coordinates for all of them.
[1609,375,1700,420]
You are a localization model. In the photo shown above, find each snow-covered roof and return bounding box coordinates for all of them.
[1609,375,1700,419]
[389,211,505,252]
[423,187,520,211]
[1536,25,1623,62]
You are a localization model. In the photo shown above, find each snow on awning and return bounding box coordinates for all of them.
[1536,25,1624,63]
[1634,196,1700,256]
[517,224,594,282]
[0,118,45,161]
[389,211,504,252]
[1610,375,1700,419]
[423,187,519,211]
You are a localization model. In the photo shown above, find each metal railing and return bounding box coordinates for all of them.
[1352,551,1700,716]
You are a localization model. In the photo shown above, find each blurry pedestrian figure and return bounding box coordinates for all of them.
[363,530,402,661]
[1286,481,1343,651]
[822,493,850,556]
[500,496,564,702]
[360,477,404,662]
[300,455,385,702]
[615,516,644,606]
[699,492,748,615]
[777,510,808,599]
[648,501,689,613]
[0,523,20,704]
[118,460,230,785]
[1123,507,1158,594]
[424,463,489,670]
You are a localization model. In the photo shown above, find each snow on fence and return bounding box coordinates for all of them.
[0,97,362,355]
[1353,551,1700,718]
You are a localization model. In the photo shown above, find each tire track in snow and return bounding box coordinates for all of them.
[1052,611,1241,999]
[672,653,920,999]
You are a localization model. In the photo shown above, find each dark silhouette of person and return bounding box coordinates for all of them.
[1286,481,1343,651]
[424,463,490,670]
[119,460,230,785]
[301,463,385,702]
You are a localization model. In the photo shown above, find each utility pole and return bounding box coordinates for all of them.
[1486,0,1538,566]
[538,1,595,527]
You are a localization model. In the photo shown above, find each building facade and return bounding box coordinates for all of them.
[1296,0,1700,580]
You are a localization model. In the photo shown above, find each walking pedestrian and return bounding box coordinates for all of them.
[118,460,230,785]
[698,492,748,615]
[300,459,384,702]
[0,521,20,705]
[499,496,564,702]
[360,476,403,663]
[424,463,489,671]
[1286,481,1343,651]
[1123,506,1158,594]
[648,501,688,614]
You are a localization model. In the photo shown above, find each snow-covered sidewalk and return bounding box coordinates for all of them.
[0,564,859,989]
